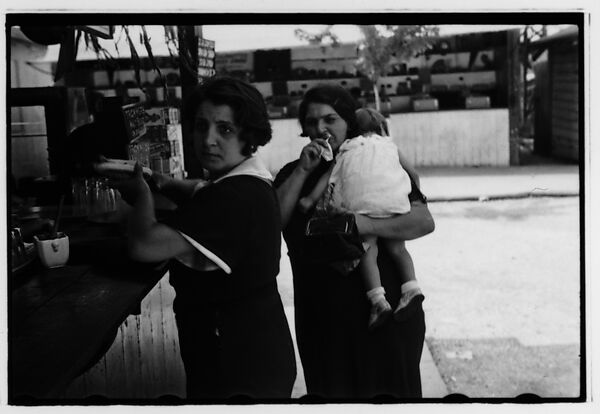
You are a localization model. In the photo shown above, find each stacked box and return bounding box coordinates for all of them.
[128,141,151,168]
[127,107,185,178]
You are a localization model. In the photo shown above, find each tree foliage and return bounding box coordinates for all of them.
[294,25,340,46]
[356,25,439,85]
[294,25,439,110]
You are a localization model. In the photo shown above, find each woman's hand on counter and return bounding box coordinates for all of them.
[108,163,151,206]
[149,172,173,192]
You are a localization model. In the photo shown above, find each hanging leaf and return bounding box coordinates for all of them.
[74,28,82,54]
[87,32,114,62]
[123,25,142,88]
[164,25,180,66]
[54,27,77,81]
[141,25,167,95]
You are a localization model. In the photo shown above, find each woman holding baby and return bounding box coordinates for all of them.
[275,84,435,399]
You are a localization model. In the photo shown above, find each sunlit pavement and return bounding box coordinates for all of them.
[276,164,581,398]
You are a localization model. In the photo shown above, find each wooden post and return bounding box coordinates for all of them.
[506,29,523,166]
[177,26,202,179]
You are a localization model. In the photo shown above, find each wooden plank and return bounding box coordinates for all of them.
[552,140,579,161]
[553,101,579,115]
[553,60,578,69]
[161,274,186,397]
[11,265,89,329]
[552,100,578,111]
[553,126,580,142]
[552,83,578,95]
[553,137,579,149]
[11,269,154,399]
[82,355,108,396]
[552,87,579,101]
[149,277,169,397]
[104,324,127,397]
[553,73,579,84]
[553,98,579,110]
[552,61,578,72]
[553,108,580,122]
[122,315,143,398]
[553,69,579,79]
[553,54,578,66]
[552,84,579,96]
[552,118,579,131]
[139,282,160,397]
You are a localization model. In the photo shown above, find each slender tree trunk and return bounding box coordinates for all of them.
[373,83,381,112]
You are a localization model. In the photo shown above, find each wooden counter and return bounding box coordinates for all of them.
[9,221,168,402]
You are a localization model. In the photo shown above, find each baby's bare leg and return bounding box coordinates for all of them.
[298,164,333,213]
[361,236,392,329]
[381,239,416,284]
[360,235,383,292]
[382,239,425,321]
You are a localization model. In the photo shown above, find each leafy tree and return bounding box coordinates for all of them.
[295,25,439,112]
[356,25,439,111]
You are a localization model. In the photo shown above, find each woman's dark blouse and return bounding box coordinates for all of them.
[164,176,296,399]
[274,160,426,400]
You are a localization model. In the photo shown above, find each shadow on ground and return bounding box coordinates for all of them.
[426,337,581,398]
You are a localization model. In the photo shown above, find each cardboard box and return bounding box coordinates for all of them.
[412,98,439,112]
[465,96,491,109]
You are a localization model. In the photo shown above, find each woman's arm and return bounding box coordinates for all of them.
[152,173,206,205]
[276,167,312,227]
[114,166,195,262]
[276,138,329,228]
[354,201,435,241]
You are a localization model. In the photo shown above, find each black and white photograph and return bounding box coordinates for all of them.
[2,2,596,411]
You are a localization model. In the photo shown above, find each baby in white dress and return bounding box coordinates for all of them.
[299,108,425,329]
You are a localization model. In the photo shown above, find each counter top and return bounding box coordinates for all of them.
[9,220,168,402]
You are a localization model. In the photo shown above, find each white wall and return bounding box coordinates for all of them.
[259,109,510,173]
[257,118,308,176]
[389,109,510,167]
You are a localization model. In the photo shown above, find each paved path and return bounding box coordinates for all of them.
[418,165,579,201]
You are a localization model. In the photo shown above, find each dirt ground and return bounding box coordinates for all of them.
[406,196,582,397]
[277,196,582,398]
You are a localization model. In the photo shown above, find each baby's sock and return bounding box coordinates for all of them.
[366,286,386,304]
[401,280,420,294]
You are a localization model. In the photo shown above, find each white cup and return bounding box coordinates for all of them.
[34,232,70,268]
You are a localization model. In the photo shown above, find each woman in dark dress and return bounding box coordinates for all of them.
[114,77,296,400]
[274,84,434,399]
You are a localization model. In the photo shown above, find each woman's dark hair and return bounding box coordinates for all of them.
[298,84,360,139]
[183,76,272,156]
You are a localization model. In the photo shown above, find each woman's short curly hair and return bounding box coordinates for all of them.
[183,77,272,156]
[298,84,360,139]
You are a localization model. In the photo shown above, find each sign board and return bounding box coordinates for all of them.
[122,103,147,142]
[198,48,215,59]
[215,52,253,72]
[197,37,216,80]
[199,38,215,49]
[198,67,216,78]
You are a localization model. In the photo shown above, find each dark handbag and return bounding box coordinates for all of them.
[303,214,365,266]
